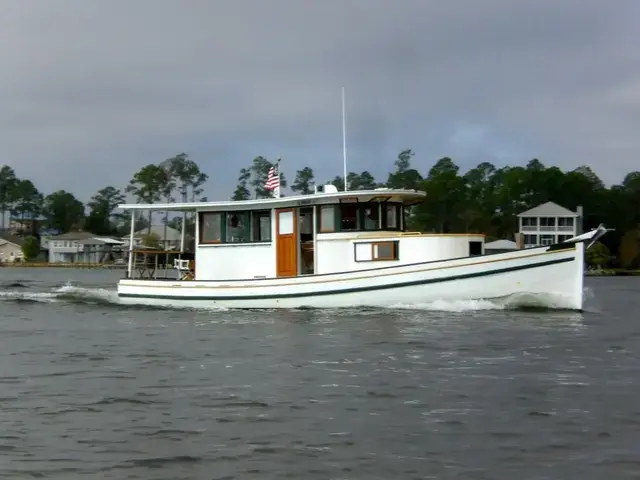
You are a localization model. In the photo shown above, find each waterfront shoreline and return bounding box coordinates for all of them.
[0,263,126,270]
[585,269,640,276]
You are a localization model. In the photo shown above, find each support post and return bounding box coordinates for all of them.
[312,204,318,275]
[127,209,135,278]
[180,211,186,252]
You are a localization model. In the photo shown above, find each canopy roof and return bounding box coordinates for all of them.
[118,188,426,212]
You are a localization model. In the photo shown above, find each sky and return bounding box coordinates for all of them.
[1,0,639,201]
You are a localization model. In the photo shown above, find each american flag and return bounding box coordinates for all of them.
[264,162,280,190]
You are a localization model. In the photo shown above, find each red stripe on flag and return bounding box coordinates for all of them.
[264,166,280,190]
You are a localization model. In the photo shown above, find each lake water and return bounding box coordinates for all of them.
[0,268,639,479]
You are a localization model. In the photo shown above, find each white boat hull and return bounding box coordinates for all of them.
[117,242,589,310]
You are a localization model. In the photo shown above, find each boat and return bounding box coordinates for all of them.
[116,184,607,310]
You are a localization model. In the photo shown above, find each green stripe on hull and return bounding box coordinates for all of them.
[118,256,574,301]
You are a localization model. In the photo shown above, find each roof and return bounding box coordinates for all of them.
[117,188,427,212]
[78,237,125,245]
[0,234,25,247]
[122,225,182,241]
[49,231,98,240]
[484,239,518,250]
[517,201,578,217]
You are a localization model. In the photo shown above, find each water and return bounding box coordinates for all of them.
[1,268,639,479]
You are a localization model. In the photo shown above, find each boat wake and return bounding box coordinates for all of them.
[388,291,585,312]
[0,284,120,305]
[0,282,594,313]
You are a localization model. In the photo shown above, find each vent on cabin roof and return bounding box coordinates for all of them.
[314,184,339,194]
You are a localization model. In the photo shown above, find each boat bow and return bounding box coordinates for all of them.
[562,224,609,250]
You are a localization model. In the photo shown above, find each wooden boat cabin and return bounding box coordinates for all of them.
[121,185,486,281]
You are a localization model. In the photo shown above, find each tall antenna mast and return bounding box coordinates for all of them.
[342,86,348,192]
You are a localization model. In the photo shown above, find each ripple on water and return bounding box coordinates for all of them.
[0,272,639,478]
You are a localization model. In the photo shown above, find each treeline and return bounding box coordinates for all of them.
[232,150,640,268]
[2,149,640,268]
[0,153,208,238]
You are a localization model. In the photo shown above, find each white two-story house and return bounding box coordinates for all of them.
[517,201,583,248]
[48,231,124,263]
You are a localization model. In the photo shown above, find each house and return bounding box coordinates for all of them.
[121,225,183,250]
[76,237,126,263]
[48,231,125,263]
[484,239,518,253]
[517,201,583,248]
[0,234,24,263]
[7,214,45,236]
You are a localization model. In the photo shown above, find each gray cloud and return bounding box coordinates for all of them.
[1,0,638,201]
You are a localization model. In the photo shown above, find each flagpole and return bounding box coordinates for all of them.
[274,157,281,198]
[342,86,348,192]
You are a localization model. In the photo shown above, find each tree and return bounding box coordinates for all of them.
[291,167,315,195]
[10,180,42,230]
[126,164,169,234]
[140,232,161,249]
[618,228,640,269]
[413,157,466,233]
[249,156,287,198]
[42,190,85,233]
[158,158,178,249]
[329,175,345,191]
[161,153,208,203]
[232,168,251,200]
[85,186,126,235]
[386,149,423,190]
[585,241,611,269]
[347,171,378,190]
[160,153,209,242]
[328,171,379,191]
[21,236,40,261]
[119,214,149,237]
[0,165,17,230]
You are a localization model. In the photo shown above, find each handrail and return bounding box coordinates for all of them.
[131,249,186,255]
[126,249,193,280]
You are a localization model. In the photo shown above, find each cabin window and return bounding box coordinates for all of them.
[362,204,380,230]
[373,241,398,260]
[316,201,406,234]
[319,205,337,232]
[251,211,271,242]
[340,204,359,231]
[225,212,249,242]
[200,212,223,243]
[469,241,483,256]
[199,210,273,245]
[353,240,399,262]
[384,203,401,230]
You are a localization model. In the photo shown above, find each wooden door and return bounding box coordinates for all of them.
[276,208,298,277]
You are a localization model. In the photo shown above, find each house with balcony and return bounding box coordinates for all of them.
[48,231,125,263]
[517,201,583,247]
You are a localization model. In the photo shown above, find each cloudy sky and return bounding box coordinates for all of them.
[1,0,638,201]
